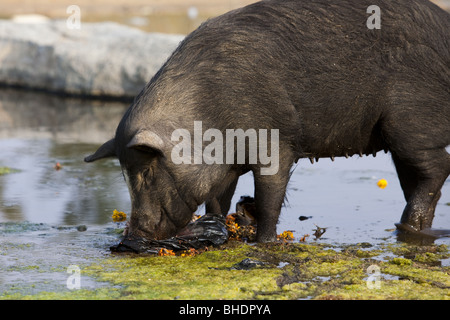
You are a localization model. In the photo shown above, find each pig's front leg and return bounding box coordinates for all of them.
[253,154,293,242]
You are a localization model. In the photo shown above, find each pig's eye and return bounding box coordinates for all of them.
[132,146,164,158]
[141,167,154,184]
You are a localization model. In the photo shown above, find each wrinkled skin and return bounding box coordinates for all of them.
[85,0,450,248]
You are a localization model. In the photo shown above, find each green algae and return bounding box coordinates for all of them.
[317,279,450,300]
[0,167,19,175]
[85,244,283,300]
[0,222,49,234]
[390,257,413,266]
[2,240,449,300]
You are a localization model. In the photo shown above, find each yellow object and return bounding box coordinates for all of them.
[377,179,388,189]
[158,248,176,256]
[277,230,294,241]
[225,213,256,241]
[180,248,199,257]
[112,209,127,222]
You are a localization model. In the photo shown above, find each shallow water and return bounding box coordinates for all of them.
[237,154,450,245]
[0,88,448,296]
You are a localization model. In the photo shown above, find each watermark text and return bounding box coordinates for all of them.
[171,121,279,175]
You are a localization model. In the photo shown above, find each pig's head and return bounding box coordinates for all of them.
[84,129,197,242]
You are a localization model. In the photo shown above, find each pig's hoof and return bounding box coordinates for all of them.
[395,223,450,243]
[256,233,277,243]
[395,223,421,234]
[110,236,151,253]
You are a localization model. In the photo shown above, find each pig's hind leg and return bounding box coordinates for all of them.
[392,150,448,225]
[205,176,239,215]
[383,84,450,236]
[391,147,449,235]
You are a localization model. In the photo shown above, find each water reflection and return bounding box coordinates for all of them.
[0,88,129,143]
[0,89,130,225]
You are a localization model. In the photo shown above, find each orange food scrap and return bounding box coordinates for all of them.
[299,234,310,242]
[180,248,199,257]
[54,162,62,170]
[226,221,241,239]
[225,214,236,224]
[112,209,127,222]
[225,213,256,241]
[277,230,294,241]
[158,248,175,256]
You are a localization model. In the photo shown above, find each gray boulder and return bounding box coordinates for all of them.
[0,20,184,98]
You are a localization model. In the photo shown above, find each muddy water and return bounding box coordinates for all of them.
[0,88,449,296]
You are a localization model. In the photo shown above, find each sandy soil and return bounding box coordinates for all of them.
[0,0,260,17]
[0,0,257,33]
[2,0,448,34]
[2,0,447,17]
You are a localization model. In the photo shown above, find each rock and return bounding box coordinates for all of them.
[54,225,87,232]
[0,19,184,99]
[76,225,87,232]
[231,258,267,270]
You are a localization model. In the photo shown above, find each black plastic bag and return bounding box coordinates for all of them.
[111,213,228,254]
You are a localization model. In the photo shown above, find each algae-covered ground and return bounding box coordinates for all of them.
[3,238,449,300]
[0,167,19,175]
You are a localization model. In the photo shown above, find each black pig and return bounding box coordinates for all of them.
[85,0,449,246]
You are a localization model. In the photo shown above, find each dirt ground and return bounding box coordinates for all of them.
[2,0,449,34]
[0,0,256,15]
[2,0,447,17]
[0,0,257,33]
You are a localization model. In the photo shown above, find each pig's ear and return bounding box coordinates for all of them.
[84,139,116,162]
[127,130,165,156]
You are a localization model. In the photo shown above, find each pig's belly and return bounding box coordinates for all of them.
[298,125,388,161]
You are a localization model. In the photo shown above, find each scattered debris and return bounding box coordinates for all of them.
[299,234,309,242]
[112,209,127,222]
[54,162,62,170]
[111,195,329,255]
[235,196,257,226]
[111,213,228,254]
[277,230,294,241]
[231,258,267,270]
[225,214,257,241]
[298,215,312,221]
[54,225,87,232]
[180,248,200,257]
[158,248,175,256]
[313,224,327,239]
[226,196,257,241]
[76,225,87,232]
